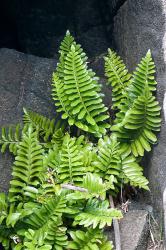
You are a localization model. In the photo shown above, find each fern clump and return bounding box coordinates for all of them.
[0,31,161,250]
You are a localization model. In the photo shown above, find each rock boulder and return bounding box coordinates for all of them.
[0,48,56,192]
[113,0,166,218]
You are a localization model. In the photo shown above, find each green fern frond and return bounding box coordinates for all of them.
[24,194,66,229]
[51,128,64,150]
[0,124,21,155]
[52,72,73,122]
[128,50,157,100]
[52,32,109,136]
[58,133,85,184]
[0,193,8,226]
[24,216,68,250]
[9,126,44,201]
[0,226,12,250]
[47,219,68,249]
[58,31,101,94]
[59,30,75,55]
[67,173,115,201]
[24,229,52,250]
[23,108,65,142]
[68,228,113,250]
[73,198,122,229]
[105,49,131,109]
[64,45,109,133]
[80,143,97,172]
[57,30,87,80]
[56,31,75,79]
[112,89,161,156]
[60,31,102,93]
[82,173,115,199]
[43,147,59,171]
[120,151,149,190]
[94,136,121,180]
[46,218,68,249]
[53,44,109,136]
[59,31,87,62]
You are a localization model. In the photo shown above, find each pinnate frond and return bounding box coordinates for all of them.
[67,173,115,201]
[24,217,68,250]
[0,124,21,155]
[120,154,149,190]
[9,126,44,201]
[24,194,67,229]
[68,228,113,250]
[105,49,131,109]
[58,133,85,184]
[52,34,110,136]
[93,136,121,180]
[73,198,122,229]
[128,50,157,101]
[23,108,66,142]
[112,89,161,156]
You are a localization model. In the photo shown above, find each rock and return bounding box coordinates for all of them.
[0,48,57,192]
[14,0,75,58]
[120,210,149,250]
[163,188,166,244]
[0,0,127,58]
[15,0,109,58]
[113,0,166,219]
[0,0,19,50]
[77,26,110,58]
[90,56,112,107]
[74,0,102,33]
[106,209,149,250]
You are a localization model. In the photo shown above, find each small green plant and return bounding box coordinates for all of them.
[0,31,161,250]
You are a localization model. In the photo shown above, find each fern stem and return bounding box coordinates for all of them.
[61,184,88,192]
[109,195,121,250]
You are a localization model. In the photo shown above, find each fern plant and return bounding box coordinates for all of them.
[0,31,161,250]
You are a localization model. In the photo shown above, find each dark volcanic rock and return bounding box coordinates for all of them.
[106,209,149,250]
[14,0,110,58]
[120,210,149,250]
[0,0,126,58]
[113,0,166,218]
[0,48,57,192]
[77,26,110,58]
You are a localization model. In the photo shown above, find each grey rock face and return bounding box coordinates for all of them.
[0,0,126,58]
[113,0,166,218]
[0,48,57,192]
[106,209,149,250]
[120,210,149,250]
[15,0,110,58]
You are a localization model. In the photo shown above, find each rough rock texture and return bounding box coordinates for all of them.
[0,48,56,192]
[14,0,111,57]
[120,210,149,250]
[0,0,126,57]
[113,0,166,218]
[106,209,149,250]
